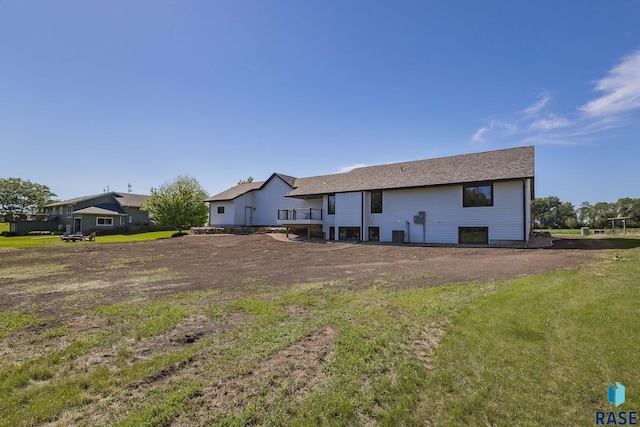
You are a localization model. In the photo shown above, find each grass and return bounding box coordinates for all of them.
[536,227,640,235]
[421,249,640,425]
[0,228,187,248]
[1,240,639,425]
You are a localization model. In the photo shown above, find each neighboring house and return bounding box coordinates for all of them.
[206,146,535,245]
[206,173,311,227]
[42,192,151,234]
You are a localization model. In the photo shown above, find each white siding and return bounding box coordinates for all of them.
[252,177,313,226]
[209,201,235,226]
[323,194,336,240]
[327,180,527,244]
[233,193,254,226]
[208,176,323,227]
[335,192,363,240]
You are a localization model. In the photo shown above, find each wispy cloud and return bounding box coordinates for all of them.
[528,114,572,131]
[471,48,640,146]
[471,120,518,142]
[336,163,368,173]
[522,91,551,117]
[580,49,640,117]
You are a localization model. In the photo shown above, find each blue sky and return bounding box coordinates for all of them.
[1,1,639,207]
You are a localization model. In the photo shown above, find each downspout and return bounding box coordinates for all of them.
[361,191,365,242]
[522,178,527,245]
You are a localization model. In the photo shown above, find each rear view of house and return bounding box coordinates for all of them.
[206,146,535,246]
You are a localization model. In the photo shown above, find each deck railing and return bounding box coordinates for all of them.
[277,208,323,222]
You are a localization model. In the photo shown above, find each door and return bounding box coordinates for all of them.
[73,217,82,234]
[244,206,252,226]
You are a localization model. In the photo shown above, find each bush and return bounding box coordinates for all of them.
[1,231,16,237]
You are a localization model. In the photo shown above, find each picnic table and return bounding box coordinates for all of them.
[61,232,95,242]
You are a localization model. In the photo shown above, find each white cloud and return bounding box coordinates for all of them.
[528,114,572,131]
[472,126,490,142]
[471,120,517,142]
[472,48,640,146]
[581,49,640,117]
[336,163,368,173]
[522,91,551,117]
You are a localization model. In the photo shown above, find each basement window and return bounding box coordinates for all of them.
[459,227,488,244]
[339,227,360,241]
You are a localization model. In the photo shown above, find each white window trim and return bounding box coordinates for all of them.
[96,217,114,226]
[66,205,72,218]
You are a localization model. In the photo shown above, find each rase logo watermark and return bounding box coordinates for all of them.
[596,382,637,425]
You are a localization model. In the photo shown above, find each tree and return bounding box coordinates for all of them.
[237,176,254,185]
[0,178,57,217]
[141,175,209,235]
[532,196,577,229]
[616,197,640,228]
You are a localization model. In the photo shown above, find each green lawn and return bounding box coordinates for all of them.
[1,239,639,425]
[0,228,186,248]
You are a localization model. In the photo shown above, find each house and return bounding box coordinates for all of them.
[41,192,152,234]
[206,173,311,227]
[206,146,535,246]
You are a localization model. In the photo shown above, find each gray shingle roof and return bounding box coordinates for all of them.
[205,173,299,202]
[205,181,264,202]
[286,146,534,197]
[72,204,127,216]
[45,192,149,208]
[113,193,149,207]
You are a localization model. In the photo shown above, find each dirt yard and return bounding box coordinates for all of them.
[1,233,590,314]
[0,233,613,425]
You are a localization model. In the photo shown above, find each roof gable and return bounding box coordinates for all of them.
[205,181,264,202]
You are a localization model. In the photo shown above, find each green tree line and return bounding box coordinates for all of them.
[532,196,640,229]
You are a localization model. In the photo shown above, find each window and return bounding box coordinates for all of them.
[368,227,380,241]
[96,217,114,226]
[66,205,72,218]
[371,191,382,213]
[217,206,225,214]
[329,226,335,240]
[463,183,493,207]
[339,227,360,241]
[459,227,488,244]
[328,194,336,215]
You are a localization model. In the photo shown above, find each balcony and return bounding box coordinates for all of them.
[277,208,323,226]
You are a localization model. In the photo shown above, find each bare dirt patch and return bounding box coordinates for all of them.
[0,234,590,314]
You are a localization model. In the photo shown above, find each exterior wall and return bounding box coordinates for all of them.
[76,214,127,233]
[328,180,528,244]
[209,201,237,226]
[322,194,336,240]
[234,193,254,226]
[208,177,321,227]
[334,192,363,240]
[43,204,74,228]
[252,177,311,226]
[122,207,151,226]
